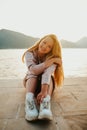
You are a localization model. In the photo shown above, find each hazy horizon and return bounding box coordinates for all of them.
[0,28,87,43]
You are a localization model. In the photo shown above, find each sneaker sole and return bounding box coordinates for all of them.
[25,115,38,121]
[38,115,53,121]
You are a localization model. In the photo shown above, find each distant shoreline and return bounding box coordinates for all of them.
[0,29,87,49]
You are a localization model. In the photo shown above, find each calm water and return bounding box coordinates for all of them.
[0,49,87,79]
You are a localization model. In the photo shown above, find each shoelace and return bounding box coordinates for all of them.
[42,101,49,109]
[28,100,35,110]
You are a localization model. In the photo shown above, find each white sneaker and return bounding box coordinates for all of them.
[38,95,53,120]
[25,93,38,121]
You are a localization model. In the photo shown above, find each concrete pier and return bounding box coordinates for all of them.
[0,77,87,130]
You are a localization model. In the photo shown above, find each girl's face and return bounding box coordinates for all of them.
[38,37,54,55]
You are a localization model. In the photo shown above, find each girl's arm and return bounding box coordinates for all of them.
[25,51,61,76]
[37,64,57,103]
[25,51,46,75]
[41,64,57,85]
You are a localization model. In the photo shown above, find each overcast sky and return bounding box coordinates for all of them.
[0,0,87,41]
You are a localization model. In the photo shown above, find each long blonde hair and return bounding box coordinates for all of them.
[22,34,64,87]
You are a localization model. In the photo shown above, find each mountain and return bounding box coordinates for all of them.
[76,37,87,48]
[0,29,39,49]
[60,39,76,48]
[60,37,87,48]
[0,29,87,48]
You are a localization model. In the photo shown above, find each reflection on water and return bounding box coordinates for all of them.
[0,49,87,79]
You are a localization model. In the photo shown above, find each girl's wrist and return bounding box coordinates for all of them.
[41,84,48,91]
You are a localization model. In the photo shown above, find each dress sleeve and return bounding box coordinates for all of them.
[25,51,46,75]
[41,64,57,85]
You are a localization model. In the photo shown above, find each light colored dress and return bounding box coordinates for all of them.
[23,50,57,89]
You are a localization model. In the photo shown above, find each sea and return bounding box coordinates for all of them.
[0,48,87,79]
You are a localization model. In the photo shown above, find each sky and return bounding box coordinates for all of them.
[0,0,87,42]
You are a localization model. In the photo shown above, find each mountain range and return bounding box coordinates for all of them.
[0,29,87,49]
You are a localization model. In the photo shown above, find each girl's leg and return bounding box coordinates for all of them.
[47,76,55,96]
[26,77,38,94]
[25,77,39,121]
[38,77,55,120]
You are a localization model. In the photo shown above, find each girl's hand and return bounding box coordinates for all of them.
[37,92,47,104]
[37,85,48,104]
[44,57,62,68]
[54,58,62,66]
[44,58,54,68]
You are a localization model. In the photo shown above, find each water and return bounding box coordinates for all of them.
[0,49,87,79]
[62,48,87,78]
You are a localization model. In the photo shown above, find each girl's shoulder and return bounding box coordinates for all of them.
[25,50,33,55]
[25,50,38,60]
[25,51,34,59]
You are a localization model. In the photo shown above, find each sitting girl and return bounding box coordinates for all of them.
[22,34,64,121]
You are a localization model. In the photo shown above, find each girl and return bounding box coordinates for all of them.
[22,34,64,121]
